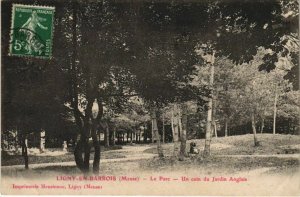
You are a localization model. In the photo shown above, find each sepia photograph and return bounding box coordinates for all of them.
[1,0,299,195]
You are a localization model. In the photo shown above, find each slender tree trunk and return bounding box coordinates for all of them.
[130,132,133,144]
[75,114,92,173]
[143,123,147,143]
[162,114,165,144]
[22,134,29,169]
[172,104,180,156]
[151,109,164,158]
[74,134,85,171]
[117,133,120,144]
[273,85,278,135]
[90,99,103,174]
[224,118,228,137]
[74,97,96,173]
[251,112,259,146]
[260,118,265,134]
[105,123,109,147]
[91,122,100,174]
[83,138,91,173]
[204,98,213,157]
[211,91,218,138]
[112,127,116,146]
[179,110,183,136]
[171,114,175,137]
[214,122,218,138]
[151,124,154,143]
[71,1,91,173]
[83,115,93,172]
[204,62,214,157]
[135,131,138,142]
[104,127,107,145]
[134,132,136,142]
[179,104,187,161]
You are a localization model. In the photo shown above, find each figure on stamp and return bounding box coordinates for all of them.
[20,10,48,54]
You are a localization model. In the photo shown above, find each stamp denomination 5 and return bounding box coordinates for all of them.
[9,4,55,59]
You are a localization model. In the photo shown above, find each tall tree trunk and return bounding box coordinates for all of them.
[135,131,138,142]
[83,116,93,173]
[273,85,278,135]
[151,125,154,143]
[74,114,92,173]
[92,96,103,172]
[211,91,218,138]
[151,109,164,158]
[143,123,147,143]
[179,110,183,135]
[172,104,180,156]
[83,138,91,173]
[213,122,218,138]
[112,127,116,146]
[179,104,187,161]
[130,131,133,144]
[74,97,97,173]
[204,61,214,157]
[118,133,121,144]
[133,132,135,142]
[91,121,100,174]
[70,1,89,173]
[224,118,228,137]
[74,134,85,171]
[105,123,109,147]
[251,112,259,146]
[162,114,165,144]
[260,118,265,134]
[22,134,29,169]
[204,98,213,158]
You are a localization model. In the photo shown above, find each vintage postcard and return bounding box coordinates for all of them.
[1,0,299,196]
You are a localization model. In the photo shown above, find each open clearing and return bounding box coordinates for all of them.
[144,133,300,155]
[2,134,300,196]
[2,134,300,178]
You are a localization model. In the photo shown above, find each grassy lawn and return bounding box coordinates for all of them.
[138,155,299,176]
[139,134,300,176]
[143,133,300,155]
[2,134,299,197]
[1,145,123,166]
[2,134,299,177]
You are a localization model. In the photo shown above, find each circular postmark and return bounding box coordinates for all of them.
[10,27,46,56]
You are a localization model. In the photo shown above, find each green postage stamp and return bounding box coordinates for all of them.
[9,4,55,59]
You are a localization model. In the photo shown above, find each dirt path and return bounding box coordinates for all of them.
[2,144,299,178]
[2,144,156,170]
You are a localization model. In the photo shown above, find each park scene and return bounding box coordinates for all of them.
[1,0,299,195]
